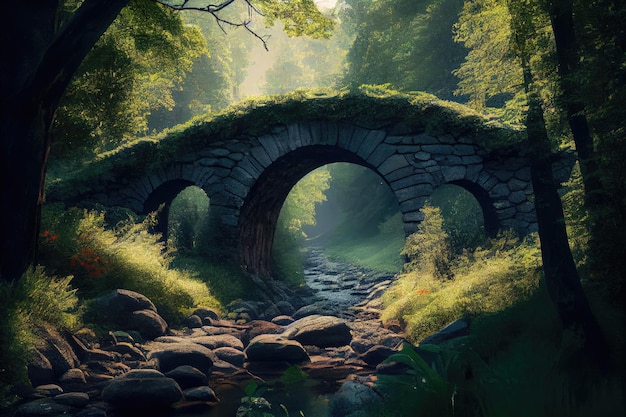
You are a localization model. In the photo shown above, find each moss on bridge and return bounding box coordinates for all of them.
[49,87,524,200]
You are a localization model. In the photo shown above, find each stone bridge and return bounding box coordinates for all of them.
[50,91,575,277]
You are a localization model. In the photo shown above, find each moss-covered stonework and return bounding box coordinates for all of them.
[48,89,575,277]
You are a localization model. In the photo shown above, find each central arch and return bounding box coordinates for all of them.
[239,145,371,276]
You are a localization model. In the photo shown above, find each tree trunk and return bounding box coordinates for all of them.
[547,0,604,206]
[0,0,129,282]
[519,47,608,364]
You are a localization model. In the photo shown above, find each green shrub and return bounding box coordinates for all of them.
[0,267,79,408]
[38,204,220,324]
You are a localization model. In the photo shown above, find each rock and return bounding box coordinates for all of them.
[292,304,324,320]
[329,380,382,417]
[192,306,221,321]
[15,398,72,417]
[189,334,244,351]
[183,386,219,403]
[213,347,245,367]
[275,300,296,316]
[419,318,469,345]
[53,392,90,407]
[34,384,63,396]
[260,304,281,320]
[148,342,217,373]
[75,407,107,417]
[165,365,208,390]
[271,315,295,325]
[284,315,352,348]
[359,345,397,367]
[183,314,203,328]
[102,369,183,409]
[58,368,87,391]
[108,330,136,345]
[96,289,157,323]
[32,325,79,379]
[105,341,146,361]
[241,320,283,345]
[244,334,309,363]
[128,309,168,339]
[27,349,54,387]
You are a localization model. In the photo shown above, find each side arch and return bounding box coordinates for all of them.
[448,179,500,237]
[143,179,195,242]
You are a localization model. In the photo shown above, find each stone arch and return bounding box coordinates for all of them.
[448,179,499,237]
[239,145,369,276]
[142,179,195,242]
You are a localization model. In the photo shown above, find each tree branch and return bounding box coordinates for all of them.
[155,0,269,50]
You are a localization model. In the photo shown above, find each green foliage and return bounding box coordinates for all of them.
[0,267,79,407]
[376,343,463,416]
[401,205,454,280]
[168,186,210,253]
[427,184,486,252]
[273,167,331,284]
[258,0,335,39]
[342,0,467,100]
[52,0,208,161]
[386,231,542,343]
[38,204,220,324]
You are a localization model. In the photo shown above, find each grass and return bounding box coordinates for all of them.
[323,212,405,274]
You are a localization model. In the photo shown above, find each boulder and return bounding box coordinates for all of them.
[213,347,245,367]
[192,306,221,321]
[275,300,296,316]
[292,304,324,320]
[147,342,217,373]
[241,320,283,345]
[15,398,72,417]
[128,309,168,340]
[53,392,90,407]
[271,315,295,326]
[96,289,157,323]
[329,380,382,417]
[419,318,469,345]
[190,334,244,351]
[183,386,219,403]
[284,315,352,348]
[105,342,146,361]
[165,365,208,390]
[183,314,203,328]
[244,334,309,363]
[102,369,183,409]
[359,345,397,367]
[27,349,54,387]
[32,325,79,379]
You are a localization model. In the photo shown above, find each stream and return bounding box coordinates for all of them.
[163,247,399,417]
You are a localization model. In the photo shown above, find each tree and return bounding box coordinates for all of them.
[0,0,333,283]
[506,0,607,361]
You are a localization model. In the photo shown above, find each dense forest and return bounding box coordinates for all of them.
[1,0,624,416]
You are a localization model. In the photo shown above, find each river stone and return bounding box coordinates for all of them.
[128,309,168,339]
[15,398,72,417]
[96,289,157,323]
[241,320,284,345]
[189,334,244,350]
[148,342,217,373]
[271,315,295,325]
[53,392,90,407]
[34,384,63,396]
[192,306,221,321]
[329,380,382,417]
[292,303,325,319]
[359,345,397,366]
[244,334,310,363]
[106,341,146,361]
[183,314,203,328]
[183,386,220,402]
[102,369,183,409]
[27,349,54,386]
[214,346,246,366]
[165,365,208,390]
[284,315,352,348]
[32,325,79,379]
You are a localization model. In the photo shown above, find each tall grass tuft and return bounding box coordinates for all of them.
[0,267,79,408]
